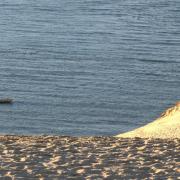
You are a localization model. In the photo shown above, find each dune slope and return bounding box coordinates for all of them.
[116,102,180,139]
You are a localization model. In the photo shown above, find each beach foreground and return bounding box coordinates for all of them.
[0,135,179,179]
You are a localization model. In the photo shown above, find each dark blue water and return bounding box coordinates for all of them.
[0,0,180,136]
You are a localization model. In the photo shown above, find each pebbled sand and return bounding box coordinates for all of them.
[0,135,179,179]
[116,102,180,139]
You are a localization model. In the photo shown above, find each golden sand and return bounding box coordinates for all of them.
[116,102,180,139]
[0,136,179,179]
[0,102,180,179]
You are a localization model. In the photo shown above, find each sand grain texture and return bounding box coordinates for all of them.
[0,136,179,179]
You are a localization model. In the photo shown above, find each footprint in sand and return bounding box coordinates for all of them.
[43,156,61,169]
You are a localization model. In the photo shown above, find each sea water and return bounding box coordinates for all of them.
[0,0,180,136]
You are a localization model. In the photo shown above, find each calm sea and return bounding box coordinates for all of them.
[0,0,179,136]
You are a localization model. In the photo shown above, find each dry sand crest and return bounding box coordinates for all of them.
[116,101,180,139]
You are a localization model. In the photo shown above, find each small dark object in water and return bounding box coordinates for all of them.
[0,98,13,104]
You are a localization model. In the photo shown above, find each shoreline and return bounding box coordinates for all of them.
[0,135,179,179]
[0,102,179,179]
[0,133,180,140]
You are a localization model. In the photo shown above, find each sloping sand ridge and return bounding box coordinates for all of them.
[116,101,180,139]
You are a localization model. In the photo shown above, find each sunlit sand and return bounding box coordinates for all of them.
[116,102,180,139]
[0,136,179,179]
[0,102,179,179]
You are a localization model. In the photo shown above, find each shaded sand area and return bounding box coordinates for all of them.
[0,135,179,179]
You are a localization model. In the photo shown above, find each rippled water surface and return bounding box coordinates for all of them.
[0,0,180,136]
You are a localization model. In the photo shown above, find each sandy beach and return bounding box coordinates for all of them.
[0,135,179,179]
[0,103,179,179]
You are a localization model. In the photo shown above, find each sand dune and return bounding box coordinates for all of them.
[116,102,180,139]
